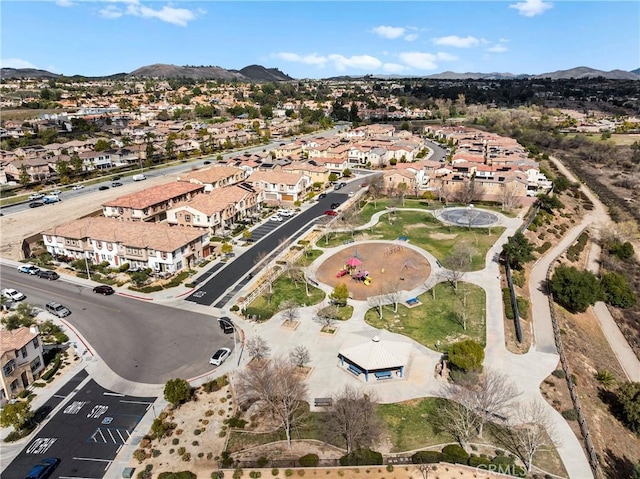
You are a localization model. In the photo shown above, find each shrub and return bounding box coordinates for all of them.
[386,465,393,472]
[164,378,193,407]
[447,340,484,372]
[221,451,234,468]
[285,470,294,477]
[562,409,579,421]
[271,469,279,476]
[502,288,515,320]
[157,472,197,479]
[249,472,262,478]
[339,448,383,466]
[41,353,62,381]
[552,369,566,379]
[537,241,552,254]
[411,451,442,464]
[194,429,201,436]
[257,457,269,467]
[177,447,186,456]
[299,454,319,467]
[172,438,180,445]
[441,444,469,464]
[596,369,616,387]
[467,455,491,467]
[212,473,223,479]
[225,414,247,429]
[133,449,148,463]
[491,455,515,466]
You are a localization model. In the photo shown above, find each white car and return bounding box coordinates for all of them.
[270,215,283,222]
[1,288,26,301]
[50,190,62,195]
[348,192,355,197]
[28,193,44,200]
[209,347,231,366]
[277,209,293,217]
[72,185,85,190]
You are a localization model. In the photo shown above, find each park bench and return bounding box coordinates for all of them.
[398,236,408,241]
[314,397,333,407]
[348,364,363,376]
[406,297,420,306]
[343,239,355,244]
[374,371,393,380]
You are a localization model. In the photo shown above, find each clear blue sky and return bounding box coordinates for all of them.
[2,1,639,79]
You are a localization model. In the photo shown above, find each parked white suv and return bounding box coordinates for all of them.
[46,301,71,318]
[29,193,44,200]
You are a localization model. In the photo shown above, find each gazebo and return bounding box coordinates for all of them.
[338,332,410,381]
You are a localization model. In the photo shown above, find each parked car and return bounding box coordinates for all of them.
[204,160,211,165]
[38,270,60,280]
[93,285,115,295]
[209,347,231,366]
[28,193,44,200]
[339,182,347,188]
[218,317,234,334]
[50,190,62,195]
[45,301,71,318]
[270,215,283,222]
[72,185,85,190]
[324,210,338,216]
[318,193,327,199]
[331,202,341,209]
[29,201,45,208]
[111,182,123,187]
[17,265,40,275]
[98,185,110,191]
[112,176,121,180]
[43,196,60,204]
[348,192,355,197]
[1,288,26,301]
[333,184,342,191]
[360,182,368,188]
[277,209,293,217]
[24,457,60,479]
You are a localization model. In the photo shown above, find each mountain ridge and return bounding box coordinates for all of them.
[1,64,638,81]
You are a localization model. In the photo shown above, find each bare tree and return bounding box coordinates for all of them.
[494,399,557,473]
[441,243,474,290]
[289,345,310,368]
[321,385,382,454]
[473,369,520,437]
[236,359,308,448]
[500,183,522,212]
[385,279,402,313]
[314,304,339,330]
[415,463,438,479]
[368,175,385,209]
[434,384,481,452]
[368,291,386,319]
[397,182,408,206]
[280,299,300,324]
[245,336,271,361]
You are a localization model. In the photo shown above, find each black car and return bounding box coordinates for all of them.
[204,160,211,165]
[318,193,327,199]
[24,457,60,479]
[38,270,59,280]
[218,317,234,334]
[331,202,341,209]
[93,285,115,295]
[29,201,45,208]
[112,176,121,180]
[111,182,123,187]
[98,185,110,190]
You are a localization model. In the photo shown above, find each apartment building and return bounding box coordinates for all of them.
[0,326,44,406]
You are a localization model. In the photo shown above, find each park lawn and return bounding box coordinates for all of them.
[323,211,503,271]
[358,198,433,225]
[296,249,323,267]
[245,275,325,321]
[364,282,486,350]
[377,398,454,452]
[336,305,354,320]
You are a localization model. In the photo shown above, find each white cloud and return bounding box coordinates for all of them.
[328,54,382,72]
[404,33,419,42]
[436,52,458,61]
[398,52,438,70]
[0,58,37,69]
[99,5,123,19]
[432,35,480,48]
[275,52,327,67]
[382,63,408,74]
[509,0,553,17]
[55,0,75,7]
[486,44,508,53]
[372,26,406,39]
[125,2,197,27]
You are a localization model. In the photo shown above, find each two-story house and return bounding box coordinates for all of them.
[42,217,209,272]
[167,184,260,236]
[176,166,246,192]
[1,326,44,405]
[102,182,205,222]
[247,170,310,204]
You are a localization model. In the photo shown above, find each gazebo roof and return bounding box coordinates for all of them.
[339,332,411,371]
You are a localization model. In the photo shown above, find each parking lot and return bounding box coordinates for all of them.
[4,369,155,479]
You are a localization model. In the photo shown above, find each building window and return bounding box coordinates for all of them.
[20,347,28,359]
[32,337,39,348]
[185,214,191,221]
[3,360,16,377]
[30,357,41,373]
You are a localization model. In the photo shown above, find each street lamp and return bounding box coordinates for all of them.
[84,255,91,280]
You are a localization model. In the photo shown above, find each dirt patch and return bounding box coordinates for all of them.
[429,232,458,241]
[315,243,431,300]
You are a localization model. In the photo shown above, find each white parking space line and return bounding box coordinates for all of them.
[103,392,124,397]
[119,399,154,405]
[90,429,106,443]
[107,429,116,443]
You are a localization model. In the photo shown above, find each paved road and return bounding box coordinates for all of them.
[3,369,154,479]
[0,265,230,384]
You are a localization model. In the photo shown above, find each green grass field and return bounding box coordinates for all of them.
[365,282,486,350]
[245,275,325,321]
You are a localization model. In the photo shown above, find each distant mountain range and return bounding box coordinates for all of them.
[1,64,638,81]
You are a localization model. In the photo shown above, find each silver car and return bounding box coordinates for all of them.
[209,347,231,366]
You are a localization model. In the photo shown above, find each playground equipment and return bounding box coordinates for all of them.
[336,256,373,285]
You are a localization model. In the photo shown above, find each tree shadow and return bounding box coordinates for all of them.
[602,447,638,479]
